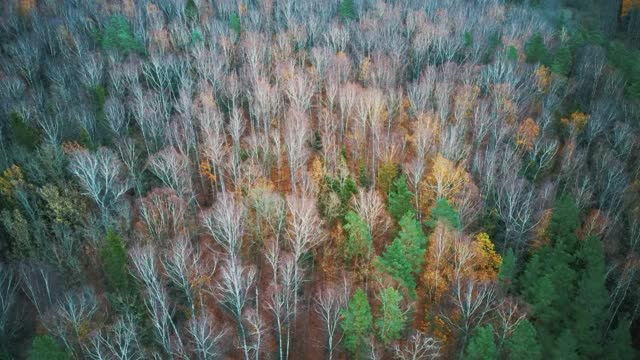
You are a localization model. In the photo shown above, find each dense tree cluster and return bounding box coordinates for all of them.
[0,0,639,358]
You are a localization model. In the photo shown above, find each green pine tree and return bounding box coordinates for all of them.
[506,45,518,62]
[551,330,579,360]
[465,324,497,360]
[550,46,572,76]
[375,287,406,345]
[339,0,357,21]
[102,15,145,54]
[377,211,426,298]
[497,248,516,289]
[341,288,372,357]
[606,316,636,360]
[229,12,241,35]
[185,0,199,23]
[343,210,373,263]
[425,198,462,230]
[9,111,41,150]
[504,319,541,360]
[28,336,69,360]
[524,32,547,63]
[101,229,131,295]
[519,195,581,352]
[387,175,413,221]
[573,236,608,358]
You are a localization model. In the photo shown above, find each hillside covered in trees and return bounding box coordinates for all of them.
[0,0,639,359]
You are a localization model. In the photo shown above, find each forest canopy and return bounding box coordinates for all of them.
[0,0,639,359]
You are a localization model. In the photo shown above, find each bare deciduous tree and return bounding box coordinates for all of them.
[284,106,311,193]
[392,331,441,360]
[130,247,182,356]
[148,147,194,203]
[85,313,140,360]
[201,192,246,258]
[214,260,256,360]
[68,148,131,221]
[188,313,227,360]
[314,282,348,360]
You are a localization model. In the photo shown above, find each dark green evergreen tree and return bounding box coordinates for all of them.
[551,330,579,360]
[343,210,372,263]
[425,198,462,230]
[387,175,413,221]
[375,287,406,345]
[606,316,636,360]
[524,32,547,63]
[28,336,69,360]
[377,211,426,298]
[101,229,131,295]
[572,235,608,358]
[504,319,541,360]
[341,288,372,358]
[497,248,516,289]
[550,46,572,76]
[465,324,497,360]
[520,195,579,353]
[339,0,357,21]
[229,12,241,35]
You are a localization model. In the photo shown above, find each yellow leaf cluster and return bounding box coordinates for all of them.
[0,165,26,200]
[38,185,82,226]
[472,232,502,281]
[422,154,469,205]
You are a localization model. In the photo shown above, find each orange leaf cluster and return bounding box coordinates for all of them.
[516,117,540,151]
[199,159,216,183]
[561,111,589,132]
[534,65,551,93]
[622,0,640,17]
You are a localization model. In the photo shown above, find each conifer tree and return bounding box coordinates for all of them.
[377,211,426,298]
[550,46,572,76]
[343,210,373,263]
[387,175,413,221]
[425,198,462,230]
[101,229,130,295]
[573,236,608,358]
[341,288,372,357]
[339,0,357,21]
[465,324,497,360]
[524,32,547,64]
[375,287,406,345]
[520,196,579,352]
[606,316,636,360]
[28,336,69,360]
[504,319,541,360]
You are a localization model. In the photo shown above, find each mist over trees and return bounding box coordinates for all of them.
[0,0,639,358]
